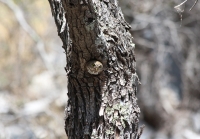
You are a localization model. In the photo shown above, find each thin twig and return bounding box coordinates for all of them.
[174,0,187,12]
[189,0,199,11]
[174,0,187,25]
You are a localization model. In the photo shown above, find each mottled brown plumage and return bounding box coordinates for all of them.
[86,60,103,75]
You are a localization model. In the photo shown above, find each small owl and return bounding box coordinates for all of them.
[86,60,103,75]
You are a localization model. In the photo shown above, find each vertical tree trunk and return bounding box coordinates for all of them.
[48,0,143,138]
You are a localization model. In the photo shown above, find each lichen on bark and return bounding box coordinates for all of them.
[48,0,143,138]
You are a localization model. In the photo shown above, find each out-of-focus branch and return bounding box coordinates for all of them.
[174,0,199,12]
[0,0,53,71]
[189,0,199,11]
[174,0,187,13]
[174,0,187,22]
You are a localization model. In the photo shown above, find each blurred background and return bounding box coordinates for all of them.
[0,0,199,139]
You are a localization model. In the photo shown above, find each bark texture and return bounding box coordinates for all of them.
[48,0,142,138]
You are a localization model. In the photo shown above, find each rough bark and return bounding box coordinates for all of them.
[48,0,143,138]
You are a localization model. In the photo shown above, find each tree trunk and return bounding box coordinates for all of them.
[48,0,143,138]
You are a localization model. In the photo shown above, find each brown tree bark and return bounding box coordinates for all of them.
[48,0,143,138]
